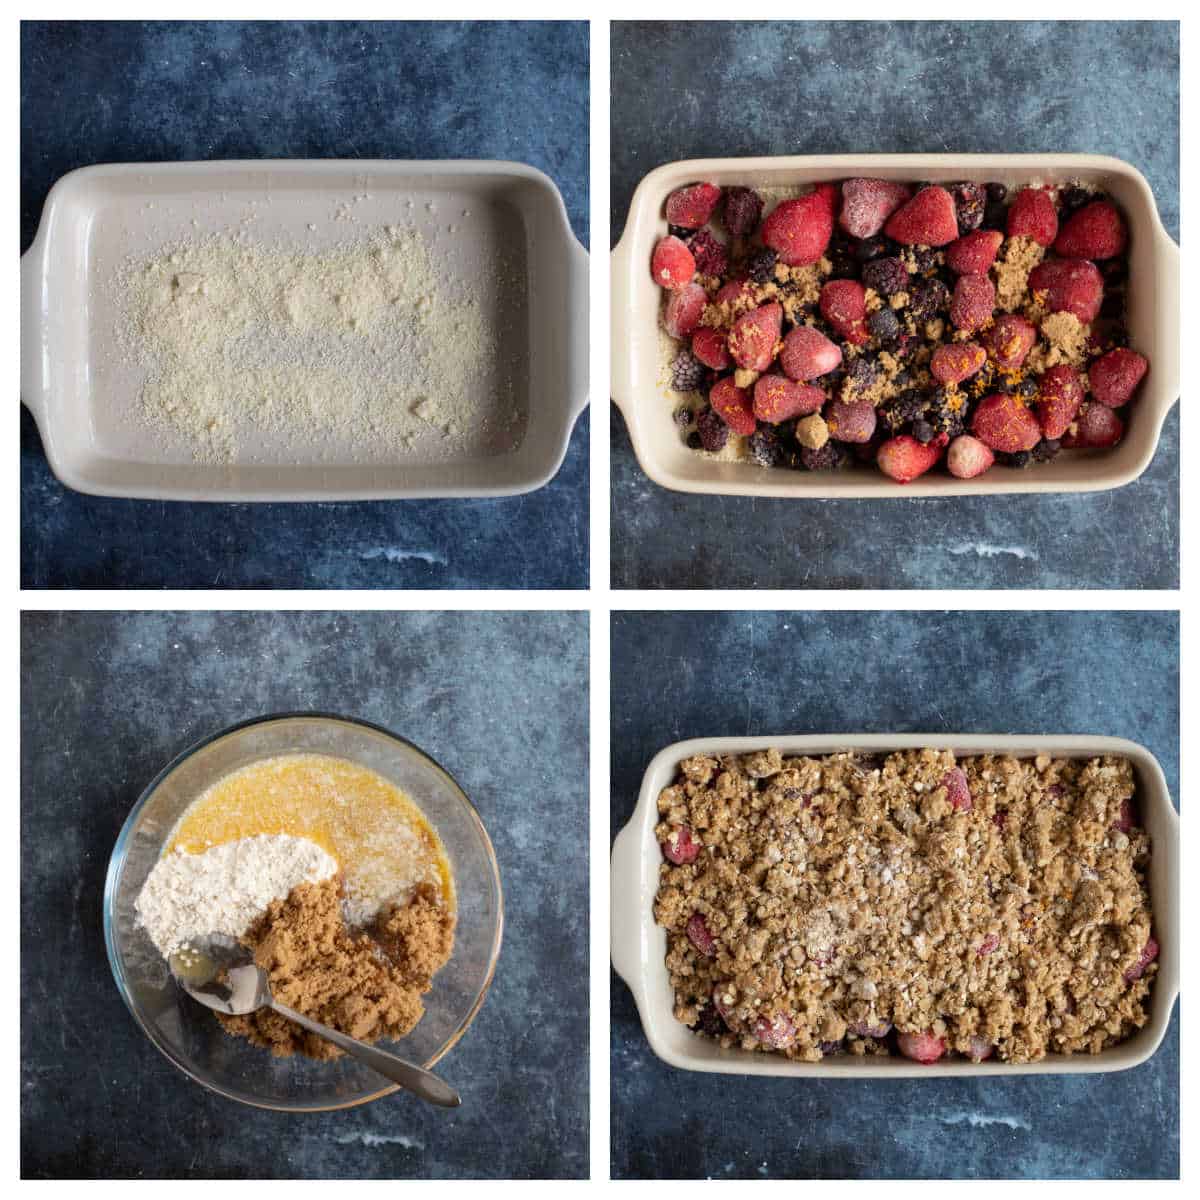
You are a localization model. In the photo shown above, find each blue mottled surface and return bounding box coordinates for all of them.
[21,21,589,590]
[610,610,1179,1179]
[22,611,588,1179]
[610,21,1179,589]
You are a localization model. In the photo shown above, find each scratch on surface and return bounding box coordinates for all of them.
[359,547,448,567]
[939,1111,1031,1132]
[947,543,1039,562]
[333,1132,425,1149]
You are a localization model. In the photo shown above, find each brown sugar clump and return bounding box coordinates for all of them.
[218,879,455,1059]
[993,235,1046,312]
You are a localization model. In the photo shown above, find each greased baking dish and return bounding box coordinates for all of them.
[611,734,1178,1077]
[611,154,1178,497]
[22,160,589,501]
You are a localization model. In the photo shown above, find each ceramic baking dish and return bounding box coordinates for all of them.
[611,153,1178,497]
[22,159,588,501]
[612,734,1178,1077]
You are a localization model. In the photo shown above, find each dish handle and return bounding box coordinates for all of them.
[610,815,648,991]
[20,241,49,426]
[608,234,636,426]
[566,236,590,424]
[1155,227,1180,413]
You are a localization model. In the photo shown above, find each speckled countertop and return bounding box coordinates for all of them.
[21,611,588,1179]
[610,20,1179,589]
[21,20,589,590]
[610,610,1179,1179]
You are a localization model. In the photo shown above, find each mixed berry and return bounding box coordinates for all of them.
[652,178,1149,483]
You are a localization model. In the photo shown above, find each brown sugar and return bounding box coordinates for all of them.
[994,235,1046,312]
[219,878,455,1059]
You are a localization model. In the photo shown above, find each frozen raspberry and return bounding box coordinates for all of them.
[972,392,1042,453]
[661,824,700,864]
[1089,348,1148,407]
[942,767,973,812]
[669,349,707,392]
[664,281,708,339]
[762,189,835,266]
[883,186,959,246]
[651,235,695,289]
[839,178,911,238]
[1028,258,1104,323]
[728,302,783,371]
[665,182,722,230]
[1036,365,1086,440]
[746,248,778,283]
[1007,187,1059,246]
[686,229,728,277]
[692,327,732,370]
[1124,937,1159,983]
[715,277,755,306]
[709,377,757,435]
[754,1012,797,1050]
[877,434,944,483]
[825,399,877,444]
[950,274,996,333]
[686,912,717,957]
[780,326,842,381]
[1054,200,1127,260]
[977,933,1000,956]
[695,407,729,452]
[753,374,825,423]
[861,255,908,296]
[944,229,1003,275]
[1062,401,1124,448]
[897,1031,946,1064]
[966,1036,994,1062]
[930,342,986,385]
[950,181,986,232]
[819,279,869,345]
[982,314,1038,369]
[722,186,763,238]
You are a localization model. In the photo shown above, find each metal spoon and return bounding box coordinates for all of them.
[169,938,461,1108]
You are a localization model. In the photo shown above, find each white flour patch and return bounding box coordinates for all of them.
[939,1111,1031,1132]
[333,1132,424,1150]
[360,547,448,567]
[947,543,1039,561]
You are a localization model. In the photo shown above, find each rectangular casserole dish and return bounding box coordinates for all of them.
[611,733,1178,1077]
[22,159,589,501]
[611,153,1178,497]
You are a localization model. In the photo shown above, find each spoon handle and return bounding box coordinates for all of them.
[271,1000,461,1108]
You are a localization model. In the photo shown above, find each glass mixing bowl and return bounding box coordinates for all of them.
[104,713,503,1111]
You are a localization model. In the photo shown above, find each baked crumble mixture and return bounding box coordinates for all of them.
[654,749,1158,1064]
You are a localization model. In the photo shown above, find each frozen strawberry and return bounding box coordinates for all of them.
[950,274,996,333]
[762,191,835,266]
[819,279,869,345]
[665,182,722,230]
[663,282,707,338]
[753,374,825,423]
[1028,258,1104,323]
[715,277,754,307]
[966,1036,994,1062]
[825,399,877,444]
[947,434,995,479]
[651,235,695,290]
[1007,187,1058,246]
[972,392,1042,453]
[977,933,1000,956]
[1036,365,1086,440]
[1124,937,1158,983]
[883,186,959,246]
[691,327,732,370]
[931,341,987,384]
[848,1020,893,1038]
[944,229,1003,275]
[728,302,782,371]
[754,1012,797,1050]
[1063,402,1124,448]
[687,912,717,957]
[876,434,944,483]
[1089,347,1148,407]
[897,1031,946,1064]
[780,326,842,381]
[1054,200,1127,260]
[942,767,973,812]
[839,178,912,238]
[982,314,1038,369]
[709,377,757,436]
[661,824,700,865]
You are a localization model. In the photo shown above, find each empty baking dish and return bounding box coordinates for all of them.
[22,160,589,501]
[611,734,1178,1077]
[611,154,1178,497]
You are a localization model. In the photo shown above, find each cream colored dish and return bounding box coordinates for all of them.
[611,154,1178,497]
[611,734,1178,1077]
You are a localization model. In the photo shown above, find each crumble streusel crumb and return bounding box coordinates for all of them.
[654,749,1156,1064]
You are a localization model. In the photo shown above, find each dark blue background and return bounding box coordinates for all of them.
[22,610,589,1179]
[21,20,589,590]
[610,21,1179,589]
[610,610,1179,1179]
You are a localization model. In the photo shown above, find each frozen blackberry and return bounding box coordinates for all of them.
[1032,438,1061,463]
[862,255,908,297]
[670,351,707,392]
[846,354,880,389]
[878,389,926,434]
[693,1004,726,1039]
[853,235,889,263]
[867,308,901,343]
[1059,186,1096,215]
[912,419,937,444]
[1015,377,1038,399]
[747,427,784,468]
[826,248,859,280]
[667,224,692,240]
[909,247,939,274]
[747,247,778,283]
[1000,450,1032,468]
[722,187,763,239]
[908,278,949,321]
[951,182,986,232]
[687,229,728,277]
[927,389,967,437]
[695,407,729,452]
[686,431,702,450]
[801,442,845,471]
